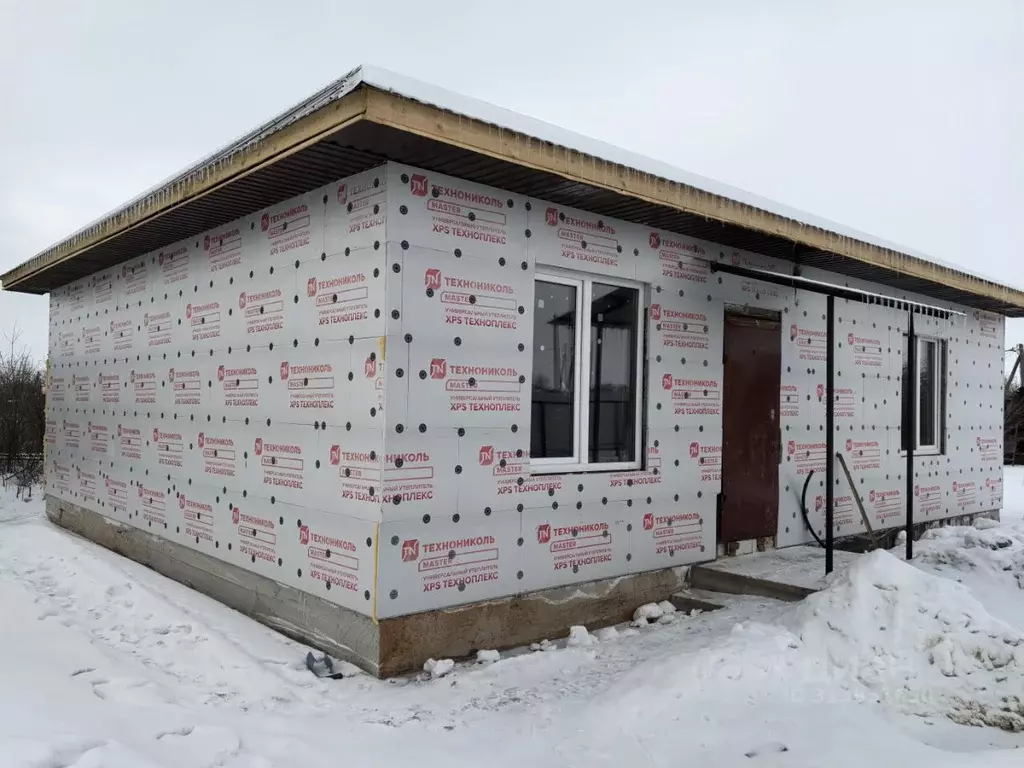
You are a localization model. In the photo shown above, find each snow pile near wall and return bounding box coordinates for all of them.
[598,546,1024,748]
[792,549,1024,730]
[1003,466,1024,523]
[911,522,1024,589]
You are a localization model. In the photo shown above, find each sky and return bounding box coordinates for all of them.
[0,0,1021,367]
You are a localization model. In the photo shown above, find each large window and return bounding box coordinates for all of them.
[901,335,945,453]
[531,272,644,473]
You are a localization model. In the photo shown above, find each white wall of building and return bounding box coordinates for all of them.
[45,162,1005,618]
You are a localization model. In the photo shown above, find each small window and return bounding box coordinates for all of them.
[531,272,644,472]
[901,335,945,453]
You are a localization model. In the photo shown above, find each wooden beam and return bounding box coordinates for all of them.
[363,87,1024,313]
[835,451,880,549]
[1,90,370,291]
[7,80,1022,316]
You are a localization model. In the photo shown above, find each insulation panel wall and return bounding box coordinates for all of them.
[46,161,1005,619]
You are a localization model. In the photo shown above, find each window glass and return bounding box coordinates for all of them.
[919,340,936,447]
[531,280,577,459]
[901,336,911,451]
[588,283,638,462]
[900,334,943,452]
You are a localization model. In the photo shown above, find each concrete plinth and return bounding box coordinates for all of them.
[45,496,690,677]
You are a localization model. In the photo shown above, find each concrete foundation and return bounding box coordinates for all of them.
[833,509,1000,553]
[46,495,690,677]
[693,509,1001,601]
[46,495,381,673]
[46,494,1000,675]
[376,565,690,677]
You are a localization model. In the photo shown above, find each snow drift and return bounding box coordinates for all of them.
[598,548,1024,734]
[792,549,1024,730]
[912,521,1024,590]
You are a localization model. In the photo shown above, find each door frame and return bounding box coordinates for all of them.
[719,308,782,547]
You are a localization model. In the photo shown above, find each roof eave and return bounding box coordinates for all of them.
[360,86,1024,317]
[0,83,371,293]
[2,76,1021,319]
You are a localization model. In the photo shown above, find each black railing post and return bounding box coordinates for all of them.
[825,294,835,574]
[906,309,916,560]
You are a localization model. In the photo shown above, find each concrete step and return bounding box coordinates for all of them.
[669,589,726,614]
[689,564,816,603]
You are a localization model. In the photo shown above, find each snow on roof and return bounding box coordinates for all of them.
[355,65,1011,290]
[3,63,1018,298]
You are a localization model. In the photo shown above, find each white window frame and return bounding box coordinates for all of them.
[530,268,646,474]
[902,335,944,455]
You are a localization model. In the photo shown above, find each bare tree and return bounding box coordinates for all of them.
[0,325,45,490]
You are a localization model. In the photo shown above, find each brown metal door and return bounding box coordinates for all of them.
[721,312,781,543]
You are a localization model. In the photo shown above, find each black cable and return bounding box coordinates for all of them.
[800,469,825,548]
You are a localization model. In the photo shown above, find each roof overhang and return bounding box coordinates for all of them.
[4,65,1023,317]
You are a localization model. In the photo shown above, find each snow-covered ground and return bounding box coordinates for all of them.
[3,472,1024,767]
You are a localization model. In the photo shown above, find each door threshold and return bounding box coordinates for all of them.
[716,536,776,558]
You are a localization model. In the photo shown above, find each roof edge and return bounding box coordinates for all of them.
[361,85,1024,314]
[359,66,1018,293]
[3,64,1021,316]
[1,70,372,292]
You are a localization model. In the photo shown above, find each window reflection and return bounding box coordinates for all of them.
[589,284,638,463]
[531,280,576,459]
